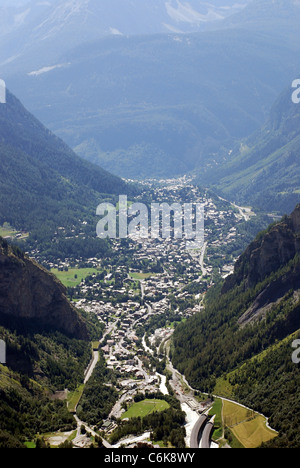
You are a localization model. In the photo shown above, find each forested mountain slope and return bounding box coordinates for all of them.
[172,204,300,447]
[0,238,96,448]
[209,84,300,213]
[0,90,132,258]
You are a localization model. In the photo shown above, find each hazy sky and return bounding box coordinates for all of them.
[0,0,31,5]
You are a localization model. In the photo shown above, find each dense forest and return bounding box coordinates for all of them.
[0,374,76,448]
[76,354,119,428]
[0,325,92,447]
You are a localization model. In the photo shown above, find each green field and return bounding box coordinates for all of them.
[51,268,100,287]
[209,398,223,440]
[24,441,36,448]
[67,384,85,413]
[0,222,28,239]
[223,400,278,448]
[121,399,170,419]
[129,272,154,280]
[0,225,16,237]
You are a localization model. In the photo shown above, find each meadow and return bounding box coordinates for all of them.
[129,272,154,280]
[121,399,170,419]
[223,400,278,448]
[50,268,100,288]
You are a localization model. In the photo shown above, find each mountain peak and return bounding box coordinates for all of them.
[0,0,252,59]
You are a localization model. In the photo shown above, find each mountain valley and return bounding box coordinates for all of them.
[0,0,300,451]
[2,1,300,185]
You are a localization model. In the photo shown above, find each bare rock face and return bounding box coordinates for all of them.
[0,240,88,340]
[291,204,300,232]
[223,204,300,292]
[238,262,300,327]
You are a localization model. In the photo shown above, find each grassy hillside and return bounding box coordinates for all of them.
[0,322,92,447]
[0,363,75,448]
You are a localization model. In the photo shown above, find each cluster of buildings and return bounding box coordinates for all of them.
[26,177,254,438]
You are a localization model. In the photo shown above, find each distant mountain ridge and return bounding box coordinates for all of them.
[0,90,127,196]
[6,31,300,181]
[0,88,130,245]
[0,0,251,53]
[2,0,300,208]
[223,0,300,37]
[210,84,300,213]
[3,0,300,183]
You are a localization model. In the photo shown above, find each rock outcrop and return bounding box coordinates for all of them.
[0,239,88,340]
[223,204,300,293]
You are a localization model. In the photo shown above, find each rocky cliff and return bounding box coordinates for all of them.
[0,239,88,340]
[223,204,300,293]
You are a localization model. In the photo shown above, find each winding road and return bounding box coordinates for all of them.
[72,323,119,448]
[84,351,99,384]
